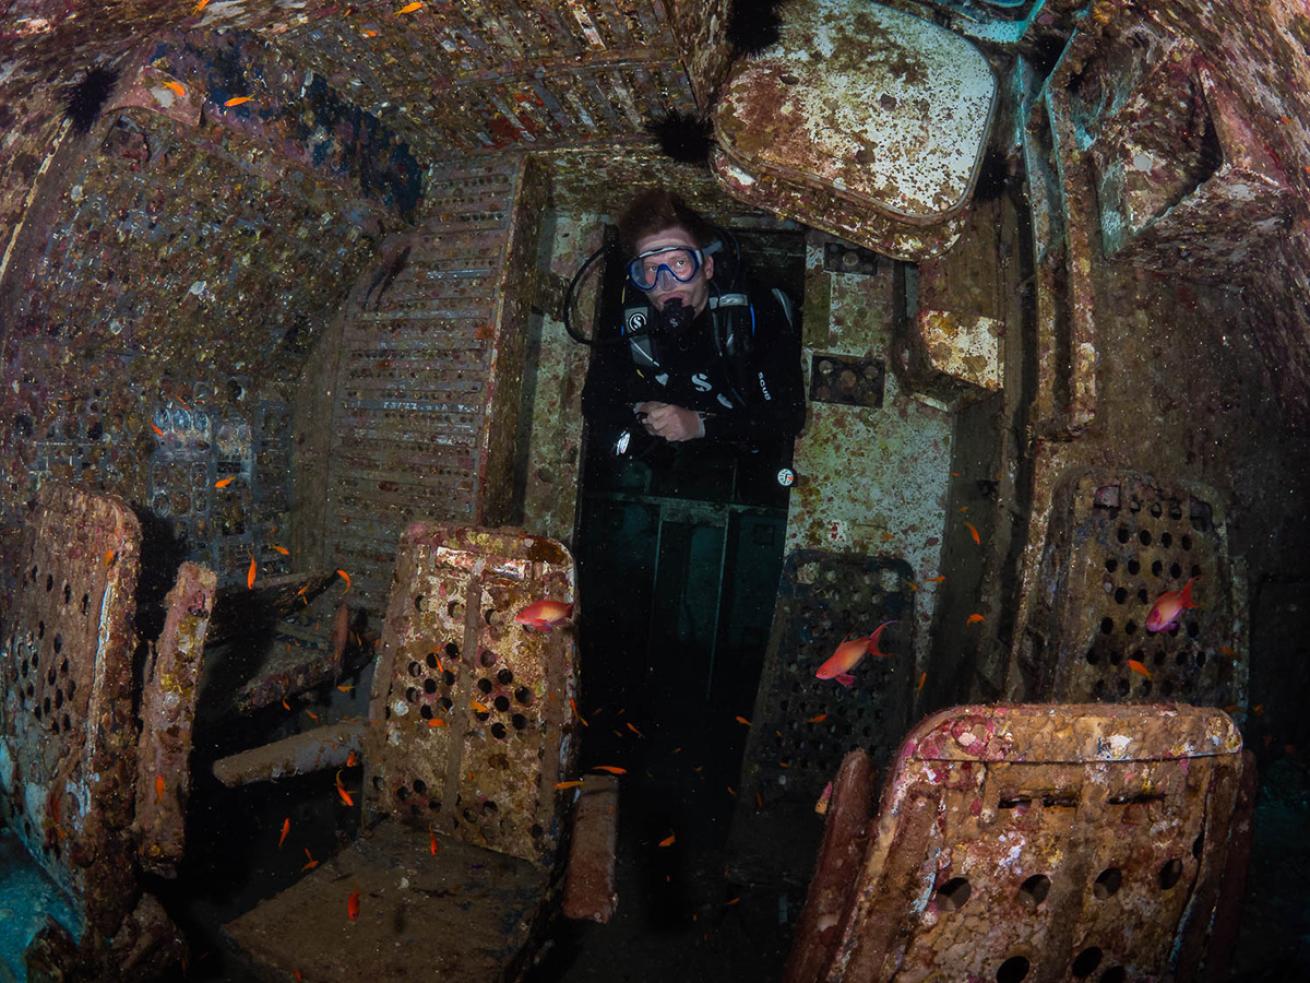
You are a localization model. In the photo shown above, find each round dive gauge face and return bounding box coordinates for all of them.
[776,467,796,487]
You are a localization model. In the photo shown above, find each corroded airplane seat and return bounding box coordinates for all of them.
[784,704,1252,982]
[0,484,216,980]
[218,523,616,981]
[711,0,997,262]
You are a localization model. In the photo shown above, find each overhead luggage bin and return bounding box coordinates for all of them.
[712,0,998,261]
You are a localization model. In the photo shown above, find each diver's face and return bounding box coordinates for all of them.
[634,226,714,315]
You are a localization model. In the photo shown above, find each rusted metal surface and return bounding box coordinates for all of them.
[264,0,694,162]
[319,158,545,615]
[1203,749,1258,980]
[915,310,1004,394]
[668,0,733,110]
[814,704,1244,982]
[541,146,745,217]
[782,748,875,983]
[785,248,953,682]
[206,570,339,646]
[1020,472,1247,708]
[363,524,578,867]
[224,817,551,983]
[212,718,365,788]
[728,551,912,887]
[712,0,996,261]
[0,484,141,942]
[807,353,885,409]
[561,774,619,923]
[134,560,216,878]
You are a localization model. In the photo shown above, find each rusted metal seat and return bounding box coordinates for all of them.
[711,0,997,261]
[217,523,616,981]
[785,704,1251,982]
[0,484,216,980]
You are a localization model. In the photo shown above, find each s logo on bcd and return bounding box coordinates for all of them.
[691,372,712,392]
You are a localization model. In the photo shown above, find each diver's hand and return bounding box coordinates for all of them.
[636,402,705,441]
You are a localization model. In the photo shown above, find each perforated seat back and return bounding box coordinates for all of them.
[0,485,142,936]
[363,524,578,867]
[823,704,1243,982]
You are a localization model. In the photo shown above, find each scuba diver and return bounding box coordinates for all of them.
[580,189,806,480]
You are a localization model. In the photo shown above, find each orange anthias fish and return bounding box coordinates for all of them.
[278,817,291,849]
[162,80,187,99]
[224,95,253,107]
[1126,659,1152,680]
[337,569,352,592]
[735,715,751,727]
[345,750,359,768]
[347,889,360,921]
[271,544,290,556]
[429,832,439,856]
[154,774,166,803]
[815,620,896,688]
[302,848,319,871]
[151,422,165,437]
[966,613,985,625]
[815,780,833,816]
[806,712,828,724]
[247,554,257,590]
[214,475,235,489]
[591,765,627,776]
[514,599,574,631]
[658,833,676,848]
[569,697,588,727]
[964,521,981,545]
[1146,577,1198,633]
[555,780,584,790]
[397,1,424,12]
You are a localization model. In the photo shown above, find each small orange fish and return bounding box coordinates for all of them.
[1218,645,1235,658]
[514,599,573,631]
[347,889,360,921]
[337,683,354,694]
[214,475,235,489]
[470,700,491,714]
[555,780,584,790]
[591,765,627,775]
[429,832,439,856]
[302,848,319,871]
[305,709,319,722]
[362,28,379,37]
[345,750,359,768]
[247,554,257,590]
[926,576,946,584]
[917,671,927,694]
[336,568,352,592]
[816,621,896,687]
[154,774,166,803]
[815,780,833,816]
[965,521,981,545]
[281,697,291,711]
[626,722,643,737]
[224,96,253,107]
[725,897,741,906]
[1146,577,1197,633]
[151,422,165,437]
[271,544,290,556]
[337,785,354,807]
[427,718,447,728]
[162,80,186,98]
[397,1,424,12]
[278,817,291,849]
[735,715,751,727]
[193,0,209,12]
[570,697,588,727]
[966,613,985,625]
[103,549,117,567]
[806,712,828,724]
[658,833,676,848]
[1126,659,1152,680]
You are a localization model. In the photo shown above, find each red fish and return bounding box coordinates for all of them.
[429,832,439,856]
[247,554,257,590]
[154,774,166,803]
[347,889,360,921]
[302,848,319,871]
[815,621,896,687]
[514,599,574,631]
[278,816,290,849]
[1126,659,1152,680]
[658,833,676,847]
[591,765,626,775]
[1146,577,1197,633]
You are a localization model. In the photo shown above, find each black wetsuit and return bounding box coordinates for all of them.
[581,284,806,451]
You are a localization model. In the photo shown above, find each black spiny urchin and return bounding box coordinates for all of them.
[64,66,120,134]
[726,0,786,56]
[646,112,714,165]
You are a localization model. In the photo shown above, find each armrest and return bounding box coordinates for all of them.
[212,718,366,788]
[561,775,619,923]
[782,748,877,983]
